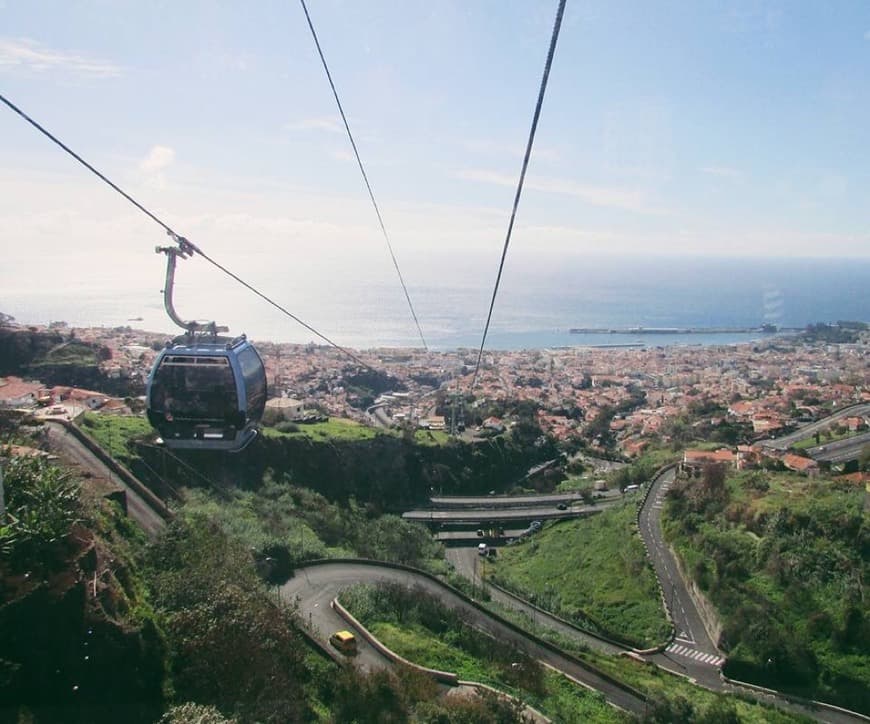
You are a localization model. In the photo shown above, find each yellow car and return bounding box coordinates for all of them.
[329,630,358,655]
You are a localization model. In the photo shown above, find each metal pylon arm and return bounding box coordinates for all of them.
[156,239,228,337]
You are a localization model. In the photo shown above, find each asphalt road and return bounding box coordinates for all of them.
[280,561,648,716]
[637,469,724,672]
[637,467,864,724]
[806,430,870,463]
[44,422,165,537]
[759,403,870,451]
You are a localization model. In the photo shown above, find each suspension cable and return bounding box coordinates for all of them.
[469,0,567,390]
[0,92,378,373]
[299,0,428,351]
[140,442,232,500]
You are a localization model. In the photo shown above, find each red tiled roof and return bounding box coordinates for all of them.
[0,376,44,401]
[782,453,818,472]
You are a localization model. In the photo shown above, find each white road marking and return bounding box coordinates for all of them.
[666,643,725,667]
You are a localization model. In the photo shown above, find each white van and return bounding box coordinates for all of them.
[478,543,488,556]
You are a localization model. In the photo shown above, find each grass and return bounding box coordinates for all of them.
[555,475,596,492]
[488,500,671,648]
[264,419,452,445]
[413,429,451,446]
[791,428,859,450]
[372,621,623,722]
[345,586,626,723]
[78,413,154,465]
[262,417,385,442]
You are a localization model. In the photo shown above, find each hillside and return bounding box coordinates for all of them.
[662,466,869,713]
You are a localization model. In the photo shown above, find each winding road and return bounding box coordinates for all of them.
[638,467,723,673]
[47,414,866,722]
[280,561,648,716]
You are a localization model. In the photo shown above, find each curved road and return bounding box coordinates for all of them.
[638,467,865,724]
[806,431,870,464]
[638,468,722,671]
[280,562,648,716]
[47,413,865,721]
[759,403,870,451]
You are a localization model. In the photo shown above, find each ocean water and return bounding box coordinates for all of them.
[4,253,868,351]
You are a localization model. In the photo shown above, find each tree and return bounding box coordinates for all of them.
[147,516,310,723]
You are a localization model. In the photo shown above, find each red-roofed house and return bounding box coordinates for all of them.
[844,416,868,433]
[0,376,45,408]
[728,400,755,418]
[681,448,738,474]
[782,454,819,476]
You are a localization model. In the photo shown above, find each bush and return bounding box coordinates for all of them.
[147,516,312,722]
[0,454,81,570]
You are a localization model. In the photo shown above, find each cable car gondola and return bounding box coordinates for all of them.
[145,240,266,452]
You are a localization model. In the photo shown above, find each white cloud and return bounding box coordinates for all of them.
[0,37,121,77]
[328,149,354,163]
[283,116,343,133]
[139,146,176,173]
[455,168,668,215]
[865,30,870,40]
[701,166,742,179]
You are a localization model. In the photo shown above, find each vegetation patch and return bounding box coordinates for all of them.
[342,582,625,722]
[79,413,154,465]
[483,600,813,723]
[262,416,385,442]
[663,465,869,712]
[488,500,671,648]
[178,478,447,578]
[0,448,166,724]
[413,428,451,446]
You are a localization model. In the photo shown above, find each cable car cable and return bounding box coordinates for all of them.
[0,92,378,374]
[469,0,567,390]
[141,442,231,499]
[299,0,428,351]
[0,93,176,235]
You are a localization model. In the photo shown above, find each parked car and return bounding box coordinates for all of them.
[556,502,568,510]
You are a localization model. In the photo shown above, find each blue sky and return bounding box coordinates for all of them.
[2,0,869,310]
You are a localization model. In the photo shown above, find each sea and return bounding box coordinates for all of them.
[4,253,868,351]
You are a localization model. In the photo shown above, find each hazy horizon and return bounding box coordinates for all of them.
[2,1,869,348]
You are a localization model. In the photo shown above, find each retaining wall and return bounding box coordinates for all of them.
[47,418,173,520]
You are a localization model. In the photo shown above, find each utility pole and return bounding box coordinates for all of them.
[0,462,6,523]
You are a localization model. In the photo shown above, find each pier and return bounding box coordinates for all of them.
[569,325,786,336]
